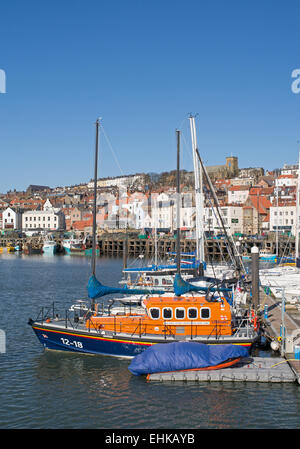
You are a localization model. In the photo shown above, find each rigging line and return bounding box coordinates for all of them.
[101,125,124,176]
[206,195,234,266]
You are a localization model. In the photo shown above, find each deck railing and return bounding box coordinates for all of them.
[32,302,255,340]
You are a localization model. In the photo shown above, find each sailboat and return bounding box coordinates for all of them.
[259,150,300,302]
[28,120,258,357]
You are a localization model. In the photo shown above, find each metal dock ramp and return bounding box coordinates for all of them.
[147,357,297,383]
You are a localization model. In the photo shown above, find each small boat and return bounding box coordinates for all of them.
[242,251,277,262]
[62,237,85,255]
[42,238,58,255]
[128,341,249,376]
[62,237,99,256]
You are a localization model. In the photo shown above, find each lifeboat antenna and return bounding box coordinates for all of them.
[176,129,181,275]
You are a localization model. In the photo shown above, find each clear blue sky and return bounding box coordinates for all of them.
[0,0,299,193]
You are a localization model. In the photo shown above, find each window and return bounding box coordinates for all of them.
[163,307,172,319]
[188,308,198,319]
[175,308,185,319]
[200,308,210,319]
[149,308,160,319]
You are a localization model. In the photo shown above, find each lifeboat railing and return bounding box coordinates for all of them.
[32,302,104,333]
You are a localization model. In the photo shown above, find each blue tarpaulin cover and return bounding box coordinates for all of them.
[173,274,231,296]
[128,342,249,375]
[87,275,165,299]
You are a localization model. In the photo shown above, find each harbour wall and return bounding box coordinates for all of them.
[0,234,295,260]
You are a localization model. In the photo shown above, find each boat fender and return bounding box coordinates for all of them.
[46,318,51,323]
[253,316,258,331]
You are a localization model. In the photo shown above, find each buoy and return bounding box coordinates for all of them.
[270,340,280,351]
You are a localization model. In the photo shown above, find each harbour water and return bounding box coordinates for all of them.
[1,253,300,429]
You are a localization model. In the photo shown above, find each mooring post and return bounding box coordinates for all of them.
[251,245,260,309]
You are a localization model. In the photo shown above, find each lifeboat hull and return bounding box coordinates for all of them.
[30,321,255,359]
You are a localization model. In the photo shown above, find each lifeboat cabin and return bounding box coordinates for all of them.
[87,293,233,338]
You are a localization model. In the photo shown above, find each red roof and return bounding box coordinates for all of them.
[278,174,296,178]
[248,195,271,213]
[228,186,249,191]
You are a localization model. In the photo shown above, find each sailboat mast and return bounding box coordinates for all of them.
[92,118,100,277]
[195,148,244,273]
[296,150,300,261]
[189,115,205,267]
[176,129,181,275]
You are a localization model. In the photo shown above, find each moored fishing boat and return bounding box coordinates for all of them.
[62,237,85,255]
[63,236,99,256]
[28,120,259,358]
[42,238,58,255]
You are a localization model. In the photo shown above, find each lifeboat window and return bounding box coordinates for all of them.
[188,307,198,319]
[200,307,210,319]
[175,308,185,319]
[154,279,159,286]
[149,307,160,319]
[162,278,166,285]
[163,307,172,319]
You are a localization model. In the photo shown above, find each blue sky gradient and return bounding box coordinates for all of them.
[0,0,300,192]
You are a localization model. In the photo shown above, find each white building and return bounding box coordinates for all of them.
[269,203,297,235]
[2,207,22,230]
[228,186,249,204]
[22,200,65,231]
[281,163,299,176]
[204,205,243,235]
[88,175,144,190]
[275,175,298,188]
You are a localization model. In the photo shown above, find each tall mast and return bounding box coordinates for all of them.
[275,175,279,257]
[296,150,300,260]
[189,115,204,266]
[92,118,100,277]
[195,148,244,273]
[176,130,181,275]
[154,198,158,267]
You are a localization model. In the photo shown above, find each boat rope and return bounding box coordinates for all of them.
[270,359,297,368]
[101,125,124,176]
